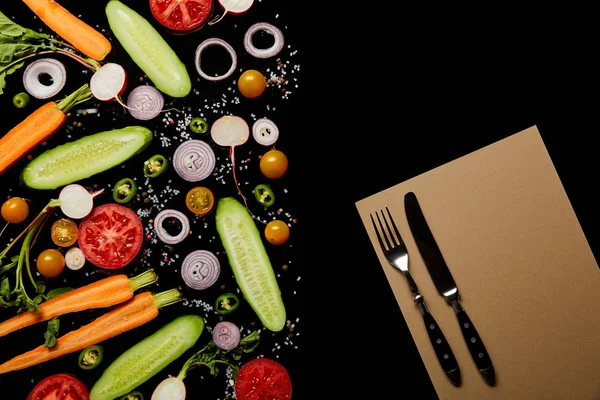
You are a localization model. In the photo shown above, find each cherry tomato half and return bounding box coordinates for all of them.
[51,218,79,247]
[186,187,215,215]
[264,220,290,246]
[260,150,288,179]
[238,70,267,99]
[36,249,65,278]
[1,197,29,224]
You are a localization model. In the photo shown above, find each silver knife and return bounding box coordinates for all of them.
[404,191,496,386]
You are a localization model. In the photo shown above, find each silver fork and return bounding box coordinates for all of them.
[370,207,461,387]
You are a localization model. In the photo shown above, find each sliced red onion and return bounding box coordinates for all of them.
[212,321,240,351]
[181,250,220,290]
[252,118,279,146]
[127,85,164,120]
[244,23,284,59]
[173,140,216,182]
[23,58,67,99]
[195,38,237,81]
[154,209,190,244]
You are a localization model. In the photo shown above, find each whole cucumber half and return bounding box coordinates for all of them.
[105,0,192,98]
[89,314,204,400]
[20,126,152,190]
[216,197,287,332]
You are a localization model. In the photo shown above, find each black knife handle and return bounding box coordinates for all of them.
[453,303,496,386]
[415,298,461,386]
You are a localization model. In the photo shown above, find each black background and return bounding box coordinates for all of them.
[1,0,305,399]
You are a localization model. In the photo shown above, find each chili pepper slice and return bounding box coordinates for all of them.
[112,178,138,203]
[119,391,144,400]
[189,117,208,133]
[144,154,168,178]
[254,184,275,207]
[185,186,215,215]
[78,344,104,370]
[215,292,240,315]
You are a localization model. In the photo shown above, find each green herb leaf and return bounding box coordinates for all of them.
[46,287,74,300]
[0,255,19,276]
[44,317,60,348]
[0,59,24,95]
[0,11,48,40]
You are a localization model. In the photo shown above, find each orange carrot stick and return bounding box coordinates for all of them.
[0,270,158,338]
[0,289,181,374]
[0,84,92,175]
[22,0,112,61]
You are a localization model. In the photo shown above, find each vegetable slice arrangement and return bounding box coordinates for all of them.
[0,0,301,398]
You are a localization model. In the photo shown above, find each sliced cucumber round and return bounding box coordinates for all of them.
[20,126,152,190]
[105,0,192,98]
[90,315,204,400]
[215,197,286,332]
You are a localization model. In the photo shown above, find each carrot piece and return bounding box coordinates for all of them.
[0,84,92,175]
[0,289,181,374]
[22,0,112,61]
[0,270,158,338]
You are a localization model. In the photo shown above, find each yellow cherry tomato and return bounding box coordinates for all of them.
[51,218,79,247]
[260,150,288,179]
[264,220,290,246]
[238,69,267,98]
[37,249,65,278]
[185,187,215,215]
[1,197,29,224]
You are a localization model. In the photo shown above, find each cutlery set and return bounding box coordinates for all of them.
[370,192,495,387]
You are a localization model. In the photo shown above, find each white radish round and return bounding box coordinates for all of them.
[90,63,128,101]
[65,247,86,270]
[152,377,186,400]
[58,184,104,219]
[211,115,249,147]
[209,0,254,25]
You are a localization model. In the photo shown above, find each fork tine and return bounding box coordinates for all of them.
[385,207,403,247]
[381,208,399,247]
[375,210,392,250]
[370,213,387,251]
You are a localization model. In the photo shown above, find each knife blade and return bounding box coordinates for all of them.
[404,191,496,386]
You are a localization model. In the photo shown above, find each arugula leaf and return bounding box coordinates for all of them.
[46,287,74,300]
[0,255,19,276]
[44,317,60,348]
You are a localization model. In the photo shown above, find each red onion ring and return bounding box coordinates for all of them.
[212,321,241,351]
[181,250,220,290]
[23,58,67,99]
[127,85,164,120]
[243,22,284,59]
[195,38,237,81]
[173,139,216,182]
[252,118,279,146]
[153,209,190,244]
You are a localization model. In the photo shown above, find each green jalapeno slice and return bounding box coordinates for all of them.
[254,184,275,207]
[215,293,240,315]
[144,154,168,177]
[189,117,208,133]
[119,391,144,400]
[113,178,138,203]
[78,344,104,370]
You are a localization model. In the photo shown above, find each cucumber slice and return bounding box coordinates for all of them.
[215,197,286,332]
[105,0,192,98]
[90,315,204,400]
[20,126,152,190]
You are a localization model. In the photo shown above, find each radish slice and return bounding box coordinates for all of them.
[252,118,279,146]
[209,0,254,25]
[23,58,67,99]
[58,184,104,219]
[181,250,220,290]
[172,140,216,182]
[194,38,237,82]
[213,321,241,351]
[65,247,86,270]
[152,377,186,400]
[90,63,128,101]
[244,22,285,59]
[127,85,164,120]
[211,115,252,213]
[153,209,190,245]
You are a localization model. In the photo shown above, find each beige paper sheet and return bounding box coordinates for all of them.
[355,126,600,400]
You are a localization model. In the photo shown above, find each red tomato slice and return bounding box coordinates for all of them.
[150,0,213,32]
[235,358,293,400]
[77,203,143,270]
[27,373,90,400]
